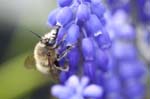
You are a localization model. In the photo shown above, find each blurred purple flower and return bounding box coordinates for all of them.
[105,9,147,99]
[137,0,150,24]
[51,75,103,99]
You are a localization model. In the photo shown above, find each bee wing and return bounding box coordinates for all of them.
[24,55,36,69]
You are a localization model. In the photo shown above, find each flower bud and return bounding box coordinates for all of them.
[91,3,105,19]
[84,14,102,36]
[47,8,59,27]
[82,38,94,61]
[56,7,73,26]
[94,30,111,49]
[57,0,73,7]
[76,3,90,22]
[66,24,80,44]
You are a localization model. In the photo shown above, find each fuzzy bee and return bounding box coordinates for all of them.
[24,25,74,80]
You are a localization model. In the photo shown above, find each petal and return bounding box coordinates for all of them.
[56,7,73,26]
[76,3,90,22]
[84,14,102,36]
[51,85,73,98]
[57,0,73,7]
[80,76,89,87]
[66,24,80,44]
[47,8,60,27]
[82,38,94,61]
[66,75,80,88]
[83,85,103,97]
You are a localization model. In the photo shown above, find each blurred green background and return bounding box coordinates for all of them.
[0,0,149,99]
[0,0,57,99]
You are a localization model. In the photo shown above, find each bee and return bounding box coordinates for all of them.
[24,25,74,80]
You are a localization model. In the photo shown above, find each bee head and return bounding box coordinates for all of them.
[40,25,61,46]
[40,37,55,46]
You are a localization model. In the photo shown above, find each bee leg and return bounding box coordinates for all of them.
[53,60,69,71]
[57,44,75,61]
[54,33,67,49]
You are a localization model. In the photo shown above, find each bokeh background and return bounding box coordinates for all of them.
[0,0,149,99]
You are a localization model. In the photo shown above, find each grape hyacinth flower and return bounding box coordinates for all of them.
[47,0,111,98]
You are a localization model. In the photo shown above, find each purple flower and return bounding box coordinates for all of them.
[91,2,105,19]
[82,38,94,61]
[66,24,80,45]
[56,7,73,26]
[57,0,73,7]
[51,75,103,99]
[76,3,90,22]
[84,14,102,36]
[47,8,60,27]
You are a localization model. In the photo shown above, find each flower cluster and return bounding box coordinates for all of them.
[47,0,111,99]
[105,10,147,99]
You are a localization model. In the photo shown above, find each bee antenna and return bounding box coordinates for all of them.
[29,30,41,39]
